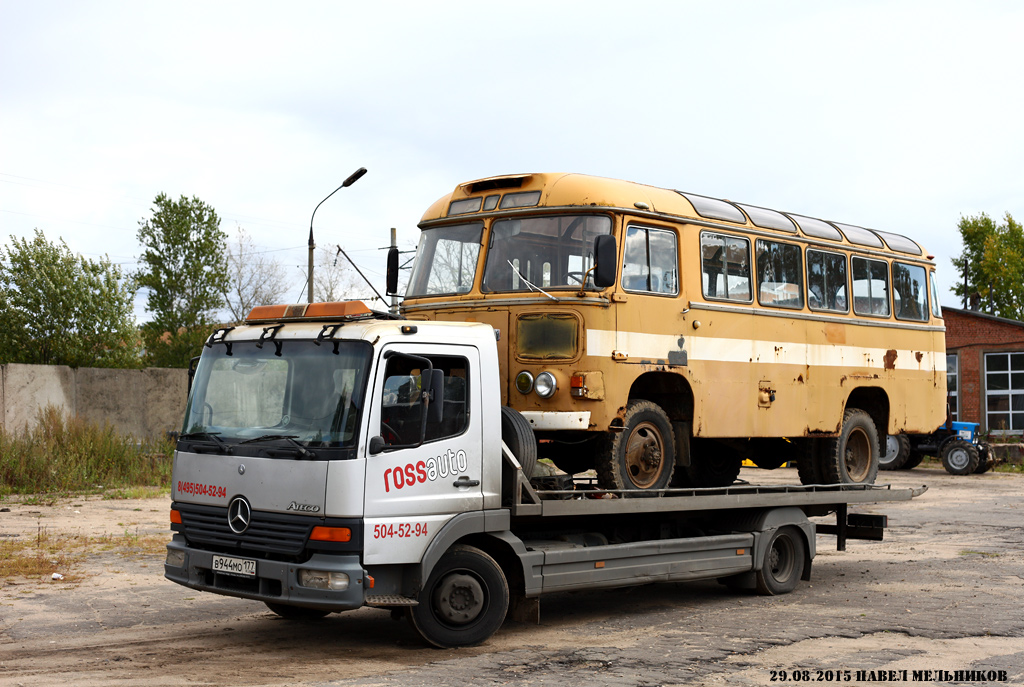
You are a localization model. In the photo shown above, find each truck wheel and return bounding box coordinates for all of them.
[940,439,980,475]
[821,409,879,484]
[685,439,742,488]
[755,526,806,595]
[879,434,911,470]
[408,545,509,648]
[264,602,330,621]
[796,438,823,485]
[501,406,537,479]
[596,400,675,495]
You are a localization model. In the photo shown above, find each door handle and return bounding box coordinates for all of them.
[453,476,480,488]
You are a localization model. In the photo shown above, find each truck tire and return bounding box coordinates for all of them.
[596,400,675,495]
[755,526,806,595]
[821,409,879,485]
[500,406,537,479]
[879,434,911,471]
[264,602,330,621]
[940,439,980,475]
[408,545,509,648]
[796,438,823,485]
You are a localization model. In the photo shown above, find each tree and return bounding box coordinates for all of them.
[952,212,1024,320]
[135,194,229,367]
[312,245,364,303]
[0,229,140,368]
[223,226,289,323]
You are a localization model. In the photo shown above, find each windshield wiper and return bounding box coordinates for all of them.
[508,260,559,302]
[238,434,317,460]
[178,431,232,454]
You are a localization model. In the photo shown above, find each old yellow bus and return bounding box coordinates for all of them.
[398,173,946,492]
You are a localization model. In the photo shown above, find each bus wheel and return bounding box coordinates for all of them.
[901,450,925,470]
[501,406,537,479]
[264,602,330,621]
[940,439,980,475]
[879,434,911,470]
[596,400,675,495]
[755,526,806,595]
[821,409,879,484]
[685,439,742,488]
[796,439,823,485]
[408,545,509,648]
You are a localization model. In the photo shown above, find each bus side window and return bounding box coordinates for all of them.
[807,249,849,313]
[755,239,803,309]
[852,256,891,317]
[622,225,679,295]
[701,232,751,302]
[892,262,928,322]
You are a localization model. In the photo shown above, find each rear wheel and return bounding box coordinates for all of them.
[596,400,675,495]
[264,602,330,621]
[821,409,879,485]
[879,434,911,471]
[940,439,980,475]
[975,444,993,474]
[755,526,806,595]
[685,439,742,488]
[901,450,925,470]
[408,545,509,648]
[796,439,824,485]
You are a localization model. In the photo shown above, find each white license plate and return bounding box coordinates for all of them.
[212,554,256,577]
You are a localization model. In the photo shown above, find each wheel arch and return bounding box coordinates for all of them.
[845,386,889,441]
[626,371,694,424]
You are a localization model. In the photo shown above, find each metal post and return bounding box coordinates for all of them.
[390,227,399,316]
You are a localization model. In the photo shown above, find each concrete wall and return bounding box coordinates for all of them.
[0,363,189,439]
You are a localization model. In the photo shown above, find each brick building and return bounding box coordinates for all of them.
[943,307,1024,437]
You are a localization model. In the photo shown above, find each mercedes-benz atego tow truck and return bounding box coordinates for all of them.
[164,301,924,648]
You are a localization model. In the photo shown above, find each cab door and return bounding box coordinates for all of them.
[362,343,483,565]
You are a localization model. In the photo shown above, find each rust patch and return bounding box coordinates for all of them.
[915,351,924,363]
[883,349,898,370]
[796,374,804,383]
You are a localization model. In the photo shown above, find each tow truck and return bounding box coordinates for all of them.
[165,301,924,647]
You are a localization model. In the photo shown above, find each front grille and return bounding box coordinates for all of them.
[175,502,313,556]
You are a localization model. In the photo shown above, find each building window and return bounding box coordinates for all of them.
[947,353,959,422]
[985,352,1024,436]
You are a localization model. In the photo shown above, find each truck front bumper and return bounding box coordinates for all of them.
[164,534,367,612]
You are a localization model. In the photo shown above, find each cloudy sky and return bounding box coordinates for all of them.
[1,1,1021,320]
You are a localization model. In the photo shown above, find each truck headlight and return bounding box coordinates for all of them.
[515,371,534,394]
[534,371,557,398]
[165,548,186,568]
[298,569,350,591]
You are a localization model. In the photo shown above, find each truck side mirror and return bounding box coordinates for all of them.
[369,435,386,455]
[187,356,201,395]
[593,234,617,288]
[386,246,399,295]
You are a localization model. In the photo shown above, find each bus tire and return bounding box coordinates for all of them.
[596,400,675,495]
[755,526,806,595]
[880,434,911,470]
[901,450,925,470]
[796,439,823,485]
[821,409,879,484]
[940,439,979,475]
[501,406,537,479]
[685,439,742,488]
[408,545,509,648]
[264,602,330,621]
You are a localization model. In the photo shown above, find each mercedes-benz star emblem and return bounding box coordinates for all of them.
[227,496,252,534]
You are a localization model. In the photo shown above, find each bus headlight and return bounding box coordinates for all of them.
[515,371,534,394]
[534,371,557,398]
[298,569,350,591]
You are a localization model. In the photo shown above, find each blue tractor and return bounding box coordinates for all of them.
[881,418,994,475]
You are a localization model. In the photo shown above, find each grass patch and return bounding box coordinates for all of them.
[0,406,175,496]
[101,485,170,500]
[959,549,1000,558]
[0,526,167,584]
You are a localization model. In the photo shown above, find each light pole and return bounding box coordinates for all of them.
[308,167,367,303]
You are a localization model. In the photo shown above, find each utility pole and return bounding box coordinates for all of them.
[390,227,399,315]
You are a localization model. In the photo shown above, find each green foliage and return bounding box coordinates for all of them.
[952,212,1024,320]
[135,194,229,367]
[0,229,141,368]
[0,406,175,495]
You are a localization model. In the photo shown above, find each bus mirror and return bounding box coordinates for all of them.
[386,247,399,295]
[593,235,617,288]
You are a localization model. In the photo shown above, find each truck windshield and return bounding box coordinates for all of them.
[181,340,373,459]
[481,214,612,293]
[405,223,484,297]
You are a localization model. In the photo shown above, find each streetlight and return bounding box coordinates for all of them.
[308,167,367,303]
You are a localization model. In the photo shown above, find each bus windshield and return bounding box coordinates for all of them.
[181,340,373,459]
[481,214,612,293]
[406,223,484,297]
